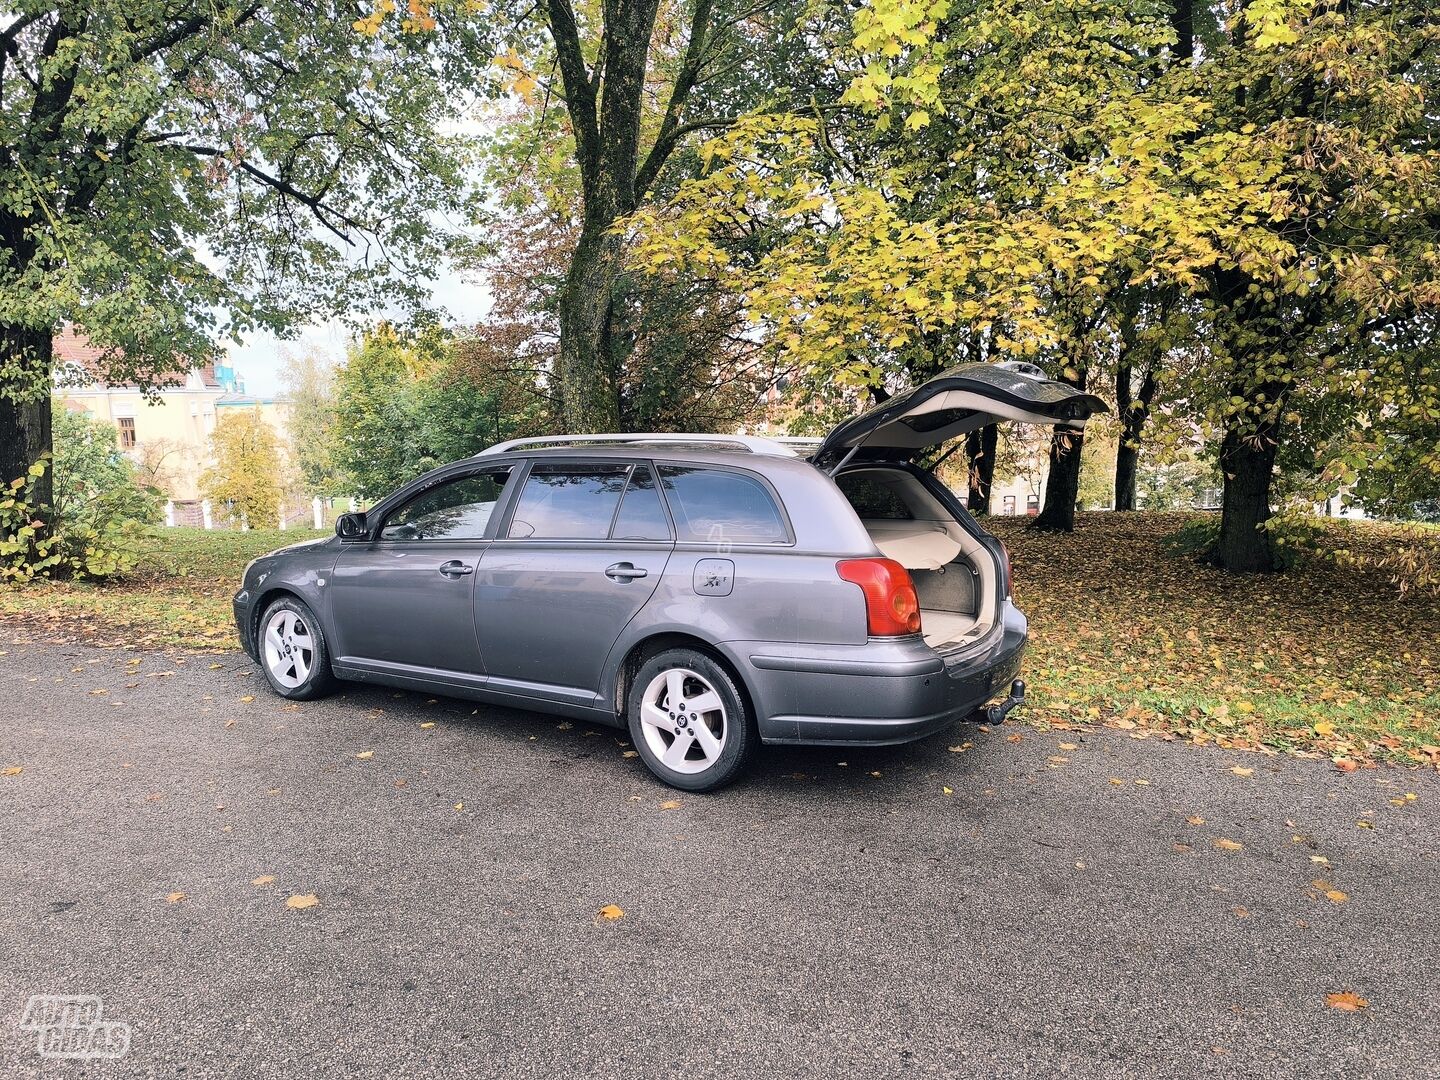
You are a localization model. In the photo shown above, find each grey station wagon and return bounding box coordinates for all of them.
[234,362,1106,790]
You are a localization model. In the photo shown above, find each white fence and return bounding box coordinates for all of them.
[163,496,359,531]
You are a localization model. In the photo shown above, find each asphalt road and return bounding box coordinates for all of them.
[1,637,1437,1080]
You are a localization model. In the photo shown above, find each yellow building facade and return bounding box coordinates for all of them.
[55,331,291,506]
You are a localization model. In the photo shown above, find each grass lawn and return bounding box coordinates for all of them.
[3,513,1436,768]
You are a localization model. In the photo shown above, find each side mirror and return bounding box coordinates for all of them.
[336,512,369,540]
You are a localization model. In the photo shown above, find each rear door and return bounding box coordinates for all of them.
[813,361,1109,468]
[474,460,673,706]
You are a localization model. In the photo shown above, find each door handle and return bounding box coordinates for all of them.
[438,560,474,578]
[604,562,648,581]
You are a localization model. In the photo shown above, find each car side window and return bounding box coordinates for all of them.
[507,463,629,539]
[610,467,671,541]
[380,469,512,541]
[657,466,788,544]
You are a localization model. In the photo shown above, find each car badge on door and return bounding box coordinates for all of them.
[693,558,734,596]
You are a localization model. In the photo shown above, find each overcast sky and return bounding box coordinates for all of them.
[222,255,493,398]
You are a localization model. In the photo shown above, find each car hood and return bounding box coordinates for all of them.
[813,361,1109,467]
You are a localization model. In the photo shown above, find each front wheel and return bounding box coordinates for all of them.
[257,597,337,701]
[627,648,756,792]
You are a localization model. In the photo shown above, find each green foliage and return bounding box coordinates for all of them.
[200,410,286,527]
[1,433,156,582]
[1167,516,1221,561]
[280,351,344,497]
[331,328,549,498]
[1,1,494,409]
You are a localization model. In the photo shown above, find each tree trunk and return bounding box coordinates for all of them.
[557,224,624,433]
[0,325,55,514]
[1214,425,1278,572]
[965,423,998,515]
[1114,362,1157,511]
[1115,442,1139,511]
[1033,429,1084,531]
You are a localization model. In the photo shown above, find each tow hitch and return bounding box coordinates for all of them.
[983,679,1026,725]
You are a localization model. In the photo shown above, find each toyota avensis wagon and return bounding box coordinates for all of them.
[234,362,1107,790]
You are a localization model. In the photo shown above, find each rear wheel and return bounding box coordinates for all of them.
[627,648,756,792]
[257,597,337,700]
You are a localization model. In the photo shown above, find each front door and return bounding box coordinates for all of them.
[329,467,516,681]
[475,461,672,705]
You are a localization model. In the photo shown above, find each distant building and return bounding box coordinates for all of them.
[53,328,290,505]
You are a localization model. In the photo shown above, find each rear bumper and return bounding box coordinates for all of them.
[725,601,1028,746]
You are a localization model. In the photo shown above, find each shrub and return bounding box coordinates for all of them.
[2,410,162,582]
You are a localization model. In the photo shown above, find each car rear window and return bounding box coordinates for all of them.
[658,466,787,544]
[611,467,671,541]
[508,463,629,539]
[836,472,915,520]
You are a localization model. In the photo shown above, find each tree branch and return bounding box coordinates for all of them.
[546,0,600,178]
[635,0,717,195]
[180,144,361,244]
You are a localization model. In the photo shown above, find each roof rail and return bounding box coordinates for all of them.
[476,433,805,458]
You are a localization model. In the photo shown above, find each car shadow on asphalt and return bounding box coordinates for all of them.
[326,680,1008,797]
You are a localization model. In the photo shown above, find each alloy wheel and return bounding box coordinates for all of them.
[638,667,728,774]
[263,608,314,689]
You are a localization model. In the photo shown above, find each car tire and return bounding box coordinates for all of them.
[256,596,337,701]
[627,647,756,792]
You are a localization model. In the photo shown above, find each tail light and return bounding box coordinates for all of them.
[837,558,922,636]
[999,541,1012,597]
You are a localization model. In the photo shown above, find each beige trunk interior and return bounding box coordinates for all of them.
[841,469,999,652]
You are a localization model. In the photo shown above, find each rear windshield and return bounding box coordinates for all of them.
[835,472,915,520]
[658,466,788,544]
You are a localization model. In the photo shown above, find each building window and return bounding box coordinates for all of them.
[1002,495,1016,516]
[118,417,137,450]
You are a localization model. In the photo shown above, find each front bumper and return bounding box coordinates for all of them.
[729,603,1028,746]
[233,589,258,661]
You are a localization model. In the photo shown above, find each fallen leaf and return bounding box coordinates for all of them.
[285,894,319,910]
[393,779,407,788]
[1334,758,1359,772]
[941,786,953,795]
[1310,855,1330,864]
[1058,742,1079,751]
[1325,991,1368,1012]
[454,802,464,811]
[239,695,255,704]
[659,799,682,810]
[1005,733,1024,743]
[1356,820,1373,829]
[1108,778,1125,786]
[1325,889,1348,904]
[419,722,435,730]
[597,904,624,920]
[165,891,186,903]
[1047,755,1070,764]
[2,766,22,777]
[355,750,374,760]
[1186,815,1206,825]
[622,750,639,759]
[1173,843,1192,852]
[251,875,276,886]
[1230,767,1254,777]
[1232,906,1250,918]
[1314,720,1336,737]
[1214,838,1243,851]
[1134,779,1151,786]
